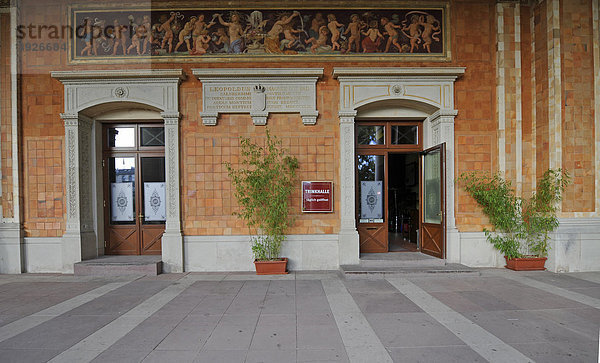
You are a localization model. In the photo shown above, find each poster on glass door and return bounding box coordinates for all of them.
[144,182,166,222]
[360,181,383,223]
[111,182,134,222]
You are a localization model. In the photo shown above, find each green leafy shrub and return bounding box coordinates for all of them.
[225,130,299,261]
[458,169,570,259]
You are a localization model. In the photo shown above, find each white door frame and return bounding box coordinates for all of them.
[333,67,465,265]
[51,69,185,272]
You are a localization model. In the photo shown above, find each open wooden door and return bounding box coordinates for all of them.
[420,143,445,258]
[356,154,388,252]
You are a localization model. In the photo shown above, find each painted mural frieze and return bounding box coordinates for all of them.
[70,5,448,62]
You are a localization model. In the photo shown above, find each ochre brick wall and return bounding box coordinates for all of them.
[16,0,596,238]
[1,13,14,219]
[23,137,64,237]
[560,0,595,213]
[453,0,497,231]
[534,1,550,184]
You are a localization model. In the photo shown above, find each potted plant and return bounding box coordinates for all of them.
[458,169,570,270]
[225,129,299,274]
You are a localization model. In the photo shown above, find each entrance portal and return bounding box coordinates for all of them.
[103,123,166,255]
[355,121,422,253]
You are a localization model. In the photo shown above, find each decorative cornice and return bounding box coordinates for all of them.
[160,112,181,120]
[51,69,186,82]
[338,110,358,118]
[333,67,466,79]
[192,68,323,79]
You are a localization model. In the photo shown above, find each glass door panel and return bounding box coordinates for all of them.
[108,157,136,225]
[141,157,166,224]
[423,149,441,224]
[421,143,445,259]
[357,155,385,223]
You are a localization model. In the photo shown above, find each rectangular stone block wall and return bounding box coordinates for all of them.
[560,0,596,213]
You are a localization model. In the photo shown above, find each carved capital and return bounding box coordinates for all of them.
[161,112,181,125]
[339,110,357,125]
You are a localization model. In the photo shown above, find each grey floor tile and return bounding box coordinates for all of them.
[202,314,258,351]
[0,314,114,350]
[570,287,600,299]
[388,346,485,363]
[350,292,423,314]
[209,281,244,295]
[91,349,149,363]
[190,294,236,315]
[261,294,296,315]
[250,314,296,350]
[524,273,600,289]
[142,349,198,363]
[365,312,464,348]
[297,348,350,362]
[245,349,296,362]
[296,294,332,315]
[225,294,266,315]
[429,291,486,313]
[295,280,325,296]
[267,280,296,295]
[466,310,595,345]
[193,349,246,363]
[457,290,522,311]
[297,323,345,350]
[239,281,270,296]
[0,348,61,363]
[343,279,397,294]
[533,308,600,340]
[108,315,183,351]
[156,315,221,351]
[297,313,336,327]
[512,341,597,363]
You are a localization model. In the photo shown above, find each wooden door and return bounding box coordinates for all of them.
[357,153,388,252]
[103,124,165,255]
[420,143,446,259]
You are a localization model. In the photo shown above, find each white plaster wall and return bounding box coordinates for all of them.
[184,234,339,272]
[23,237,62,273]
[458,232,504,268]
[548,218,600,272]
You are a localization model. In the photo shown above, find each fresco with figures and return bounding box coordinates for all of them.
[70,7,446,61]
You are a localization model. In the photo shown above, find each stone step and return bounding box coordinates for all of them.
[339,263,479,279]
[358,252,446,268]
[74,256,162,276]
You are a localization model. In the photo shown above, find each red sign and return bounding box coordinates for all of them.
[302,181,333,213]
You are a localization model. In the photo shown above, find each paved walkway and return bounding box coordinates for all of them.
[0,269,598,362]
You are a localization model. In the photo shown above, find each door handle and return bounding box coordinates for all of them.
[138,214,145,220]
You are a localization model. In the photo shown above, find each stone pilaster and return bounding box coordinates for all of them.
[338,110,360,265]
[161,112,184,273]
[61,113,96,273]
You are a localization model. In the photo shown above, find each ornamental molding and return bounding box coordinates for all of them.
[51,69,186,82]
[52,69,184,114]
[194,68,323,126]
[334,67,465,111]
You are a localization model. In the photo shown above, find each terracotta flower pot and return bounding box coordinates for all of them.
[254,258,289,275]
[504,256,547,271]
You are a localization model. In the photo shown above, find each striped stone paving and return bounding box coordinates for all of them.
[0,269,598,362]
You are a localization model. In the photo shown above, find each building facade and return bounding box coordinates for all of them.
[0,0,599,274]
